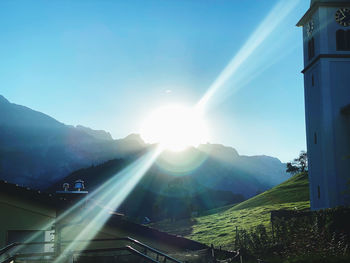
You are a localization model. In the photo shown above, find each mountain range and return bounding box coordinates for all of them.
[0,95,146,188]
[0,95,288,199]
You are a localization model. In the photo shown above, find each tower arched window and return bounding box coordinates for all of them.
[336,29,350,51]
[308,37,315,60]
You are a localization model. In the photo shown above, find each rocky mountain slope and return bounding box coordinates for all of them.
[0,95,145,188]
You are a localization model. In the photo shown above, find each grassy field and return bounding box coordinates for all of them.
[151,173,310,249]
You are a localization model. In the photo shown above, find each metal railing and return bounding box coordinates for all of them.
[115,237,182,263]
[72,246,158,263]
[0,236,182,263]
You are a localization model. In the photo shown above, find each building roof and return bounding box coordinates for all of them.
[297,0,350,27]
[311,0,350,5]
[0,179,208,251]
[0,179,67,206]
[106,214,207,251]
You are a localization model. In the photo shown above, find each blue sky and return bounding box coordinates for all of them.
[0,0,310,162]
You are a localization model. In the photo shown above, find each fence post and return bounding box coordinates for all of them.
[344,244,348,256]
[235,226,239,249]
[211,244,215,261]
[271,218,275,243]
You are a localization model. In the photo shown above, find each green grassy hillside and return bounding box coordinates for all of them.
[151,173,310,249]
[232,172,310,210]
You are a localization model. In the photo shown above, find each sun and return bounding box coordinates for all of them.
[140,104,209,152]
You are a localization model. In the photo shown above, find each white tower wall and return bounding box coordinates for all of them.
[298,0,350,210]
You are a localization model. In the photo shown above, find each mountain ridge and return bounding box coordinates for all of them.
[0,95,146,188]
[0,95,287,193]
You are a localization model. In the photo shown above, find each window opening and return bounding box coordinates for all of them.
[336,29,350,50]
[308,37,315,60]
[314,132,317,144]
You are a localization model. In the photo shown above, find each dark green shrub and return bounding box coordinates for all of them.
[233,207,350,260]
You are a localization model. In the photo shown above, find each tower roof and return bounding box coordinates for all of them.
[297,0,350,26]
[311,0,350,5]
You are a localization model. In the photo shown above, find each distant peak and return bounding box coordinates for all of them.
[124,133,143,141]
[76,125,113,140]
[198,143,239,161]
[0,95,10,104]
[199,143,239,153]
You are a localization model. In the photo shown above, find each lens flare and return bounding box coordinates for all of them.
[196,0,300,113]
[140,104,209,152]
[155,148,208,176]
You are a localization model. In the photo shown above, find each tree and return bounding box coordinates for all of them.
[286,162,299,175]
[286,151,308,175]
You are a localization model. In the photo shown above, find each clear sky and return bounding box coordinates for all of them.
[0,0,310,162]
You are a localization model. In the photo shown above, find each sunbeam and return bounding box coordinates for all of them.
[195,0,301,113]
[53,146,162,263]
[2,147,163,262]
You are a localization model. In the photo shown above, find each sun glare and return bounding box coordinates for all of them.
[141,105,209,151]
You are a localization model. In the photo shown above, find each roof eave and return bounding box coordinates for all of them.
[297,3,319,27]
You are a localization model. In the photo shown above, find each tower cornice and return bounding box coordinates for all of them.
[297,2,350,27]
[301,53,350,73]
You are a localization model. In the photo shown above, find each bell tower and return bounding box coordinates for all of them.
[297,0,350,210]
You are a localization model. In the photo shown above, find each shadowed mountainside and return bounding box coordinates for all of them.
[49,150,291,221]
[49,157,246,221]
[0,95,288,195]
[0,95,146,188]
